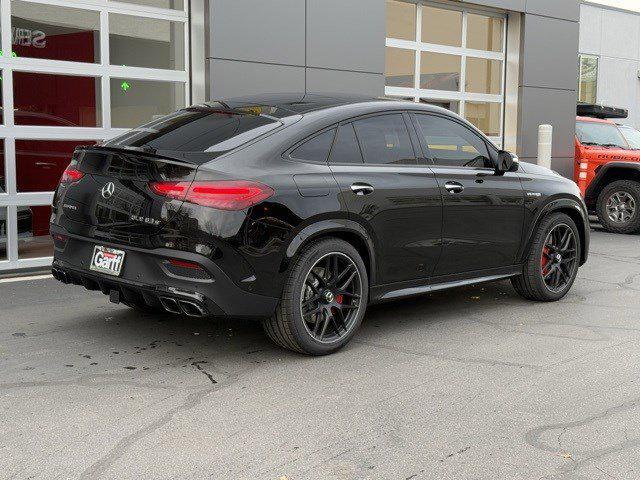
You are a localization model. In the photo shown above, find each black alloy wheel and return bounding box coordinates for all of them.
[300,252,363,343]
[511,212,581,302]
[540,224,579,293]
[263,238,369,355]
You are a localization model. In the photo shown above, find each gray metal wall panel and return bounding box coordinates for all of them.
[306,69,384,95]
[579,4,603,55]
[473,0,526,11]
[598,56,640,128]
[208,59,305,98]
[517,86,577,160]
[209,0,305,66]
[600,7,640,61]
[306,0,385,73]
[520,14,579,91]
[525,0,579,22]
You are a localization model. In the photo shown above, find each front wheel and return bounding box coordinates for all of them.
[511,212,581,302]
[262,238,369,355]
[596,180,640,234]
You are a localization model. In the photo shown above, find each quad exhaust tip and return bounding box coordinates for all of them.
[52,267,70,284]
[178,300,206,317]
[51,267,208,317]
[159,296,207,317]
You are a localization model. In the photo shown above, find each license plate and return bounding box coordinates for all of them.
[90,246,125,276]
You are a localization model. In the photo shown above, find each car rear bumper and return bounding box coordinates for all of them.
[50,224,279,318]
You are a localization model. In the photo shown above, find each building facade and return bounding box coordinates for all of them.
[0,0,579,273]
[579,1,640,128]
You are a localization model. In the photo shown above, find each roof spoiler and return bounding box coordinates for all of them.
[577,103,628,120]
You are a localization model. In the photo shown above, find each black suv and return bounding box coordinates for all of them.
[51,94,589,355]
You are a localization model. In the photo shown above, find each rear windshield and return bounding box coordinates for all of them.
[103,109,281,155]
[576,121,628,149]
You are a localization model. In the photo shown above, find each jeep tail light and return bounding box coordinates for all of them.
[60,164,84,184]
[149,180,274,210]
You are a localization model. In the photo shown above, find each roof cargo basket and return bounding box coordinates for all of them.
[577,103,628,119]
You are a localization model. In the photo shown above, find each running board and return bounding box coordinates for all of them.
[374,270,521,302]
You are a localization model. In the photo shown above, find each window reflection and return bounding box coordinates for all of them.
[386,0,416,41]
[0,208,6,261]
[110,14,185,70]
[467,14,504,52]
[0,139,5,192]
[14,72,101,127]
[110,78,185,128]
[422,6,462,47]
[11,1,100,63]
[16,140,95,193]
[466,57,502,95]
[465,102,502,137]
[114,0,184,10]
[420,52,461,91]
[579,55,598,104]
[17,205,54,259]
[385,47,415,88]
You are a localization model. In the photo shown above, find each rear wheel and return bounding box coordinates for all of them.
[262,238,369,355]
[596,180,640,234]
[511,212,581,302]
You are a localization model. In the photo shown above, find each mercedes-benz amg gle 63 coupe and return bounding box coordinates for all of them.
[51,94,589,355]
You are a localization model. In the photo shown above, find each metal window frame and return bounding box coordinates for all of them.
[385,0,507,146]
[0,0,192,271]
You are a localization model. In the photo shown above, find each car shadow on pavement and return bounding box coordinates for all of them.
[61,278,523,368]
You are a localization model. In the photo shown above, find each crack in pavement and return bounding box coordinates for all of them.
[0,373,189,392]
[354,339,543,371]
[525,398,640,479]
[191,361,217,384]
[470,319,611,342]
[77,367,237,480]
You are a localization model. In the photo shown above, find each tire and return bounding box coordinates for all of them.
[595,180,640,234]
[511,212,581,302]
[262,238,369,355]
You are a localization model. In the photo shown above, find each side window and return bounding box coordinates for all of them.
[413,114,492,168]
[329,124,364,164]
[352,114,416,165]
[290,129,336,163]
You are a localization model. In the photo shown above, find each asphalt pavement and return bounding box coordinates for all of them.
[1,229,639,480]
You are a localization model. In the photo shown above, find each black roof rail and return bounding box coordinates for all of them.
[577,103,628,119]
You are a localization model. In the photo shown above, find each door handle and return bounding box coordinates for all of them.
[350,183,374,196]
[444,181,464,194]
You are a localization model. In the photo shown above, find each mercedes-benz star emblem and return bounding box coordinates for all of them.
[101,182,115,199]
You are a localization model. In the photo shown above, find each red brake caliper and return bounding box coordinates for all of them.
[335,295,344,304]
[541,246,550,274]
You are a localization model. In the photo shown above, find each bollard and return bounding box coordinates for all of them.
[537,124,553,170]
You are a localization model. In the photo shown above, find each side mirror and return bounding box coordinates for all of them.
[497,150,519,174]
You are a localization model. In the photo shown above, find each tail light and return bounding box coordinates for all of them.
[162,258,212,280]
[60,164,84,184]
[149,180,274,210]
[167,258,203,270]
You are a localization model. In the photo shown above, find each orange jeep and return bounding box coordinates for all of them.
[575,104,640,234]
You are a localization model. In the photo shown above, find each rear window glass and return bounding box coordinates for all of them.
[291,129,336,163]
[329,124,364,164]
[104,109,281,154]
[352,114,416,165]
[576,121,628,149]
